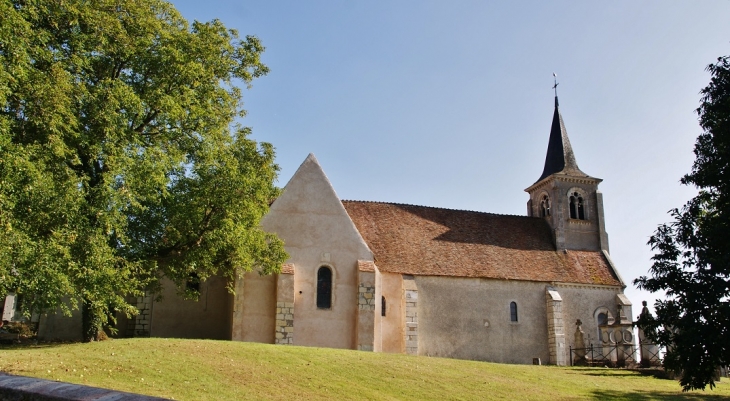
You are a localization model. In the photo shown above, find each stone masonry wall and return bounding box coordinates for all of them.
[274,271,294,345]
[275,302,294,344]
[357,282,375,351]
[405,289,418,355]
[358,284,375,312]
[0,373,169,401]
[134,292,153,337]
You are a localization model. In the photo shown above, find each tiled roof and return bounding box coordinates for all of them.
[342,201,621,286]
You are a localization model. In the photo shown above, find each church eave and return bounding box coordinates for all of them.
[524,173,602,193]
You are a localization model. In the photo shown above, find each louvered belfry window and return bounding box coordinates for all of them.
[317,266,332,309]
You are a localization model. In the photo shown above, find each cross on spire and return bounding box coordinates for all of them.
[533,73,592,183]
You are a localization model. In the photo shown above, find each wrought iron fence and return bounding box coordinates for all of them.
[638,340,662,367]
[569,343,640,367]
[570,342,666,368]
[570,343,730,378]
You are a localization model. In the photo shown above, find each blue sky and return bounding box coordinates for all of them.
[170,0,730,316]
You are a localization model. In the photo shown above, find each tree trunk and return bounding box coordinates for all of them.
[81,298,100,342]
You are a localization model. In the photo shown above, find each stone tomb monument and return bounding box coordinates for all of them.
[595,298,636,367]
[637,301,662,367]
[572,319,587,365]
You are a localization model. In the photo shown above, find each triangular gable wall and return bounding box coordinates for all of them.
[263,153,373,261]
[260,153,373,349]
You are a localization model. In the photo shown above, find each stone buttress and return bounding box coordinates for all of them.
[275,265,295,344]
[545,287,566,365]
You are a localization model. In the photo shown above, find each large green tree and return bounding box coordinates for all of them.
[0,0,287,341]
[635,56,730,391]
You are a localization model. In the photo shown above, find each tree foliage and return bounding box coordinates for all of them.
[0,0,287,340]
[635,56,730,391]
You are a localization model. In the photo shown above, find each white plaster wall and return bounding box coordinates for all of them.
[374,272,404,353]
[415,276,550,364]
[232,271,277,343]
[556,284,628,353]
[414,275,627,365]
[258,154,373,349]
[38,275,236,341]
[150,276,233,340]
[374,270,382,351]
[37,305,83,341]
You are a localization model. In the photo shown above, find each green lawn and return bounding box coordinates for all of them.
[1,338,729,400]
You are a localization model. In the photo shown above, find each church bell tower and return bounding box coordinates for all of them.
[525,88,610,253]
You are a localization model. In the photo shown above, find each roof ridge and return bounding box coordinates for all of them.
[340,199,532,219]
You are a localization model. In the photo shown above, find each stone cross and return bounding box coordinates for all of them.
[573,319,586,363]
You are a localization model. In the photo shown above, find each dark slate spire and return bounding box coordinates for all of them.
[535,92,588,183]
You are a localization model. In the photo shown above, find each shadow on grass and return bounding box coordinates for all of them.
[590,389,730,400]
[566,368,639,377]
[568,367,679,382]
[0,342,74,351]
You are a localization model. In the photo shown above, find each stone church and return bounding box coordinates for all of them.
[12,95,635,366]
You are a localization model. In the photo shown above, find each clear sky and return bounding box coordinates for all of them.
[169,0,730,317]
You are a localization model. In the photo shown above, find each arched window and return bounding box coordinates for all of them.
[569,192,586,220]
[381,296,386,317]
[540,195,551,217]
[594,307,613,343]
[316,266,332,309]
[510,301,518,322]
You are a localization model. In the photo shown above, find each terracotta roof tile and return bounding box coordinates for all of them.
[342,201,621,286]
[281,263,295,275]
[358,260,375,272]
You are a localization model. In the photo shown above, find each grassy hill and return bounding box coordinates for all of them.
[1,338,729,400]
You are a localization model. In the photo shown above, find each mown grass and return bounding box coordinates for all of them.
[1,338,729,400]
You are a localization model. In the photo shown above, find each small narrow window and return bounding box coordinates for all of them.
[316,267,332,309]
[577,196,585,220]
[510,301,518,322]
[569,195,577,219]
[381,296,386,317]
[540,195,551,217]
